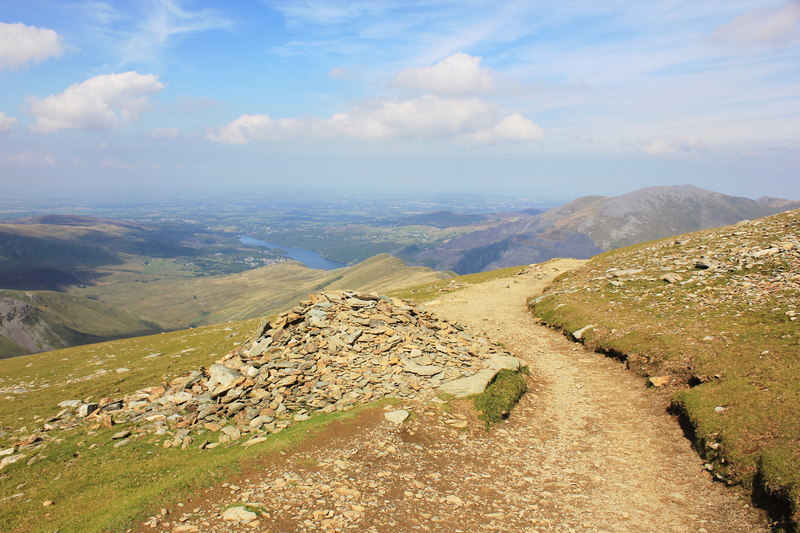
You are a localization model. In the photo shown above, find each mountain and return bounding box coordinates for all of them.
[0,290,161,358]
[413,185,800,274]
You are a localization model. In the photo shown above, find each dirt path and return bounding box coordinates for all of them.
[138,259,768,532]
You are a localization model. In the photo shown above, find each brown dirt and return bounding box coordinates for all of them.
[134,258,769,532]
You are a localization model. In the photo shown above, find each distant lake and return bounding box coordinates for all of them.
[240,235,345,271]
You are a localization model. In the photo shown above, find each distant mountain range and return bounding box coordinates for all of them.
[410,185,800,274]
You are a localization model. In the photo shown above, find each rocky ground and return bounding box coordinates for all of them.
[131,258,768,533]
[30,291,518,454]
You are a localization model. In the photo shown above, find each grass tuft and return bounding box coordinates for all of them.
[473,369,528,426]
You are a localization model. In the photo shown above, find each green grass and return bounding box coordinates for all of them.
[0,402,384,533]
[473,369,529,426]
[0,319,258,440]
[0,314,395,532]
[531,209,800,529]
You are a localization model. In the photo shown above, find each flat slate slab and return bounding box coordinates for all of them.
[485,355,525,371]
[439,368,499,398]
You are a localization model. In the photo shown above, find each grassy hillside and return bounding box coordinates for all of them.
[0,217,197,290]
[0,315,390,533]
[71,254,452,329]
[0,290,161,358]
[530,209,800,529]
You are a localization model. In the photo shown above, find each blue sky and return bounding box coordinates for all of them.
[1,0,799,200]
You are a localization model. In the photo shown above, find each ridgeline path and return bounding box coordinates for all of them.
[137,259,768,533]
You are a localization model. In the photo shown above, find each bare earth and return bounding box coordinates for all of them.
[138,259,768,533]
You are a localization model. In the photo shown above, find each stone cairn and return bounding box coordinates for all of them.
[48,291,519,449]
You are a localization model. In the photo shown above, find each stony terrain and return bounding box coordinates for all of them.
[35,291,518,454]
[131,259,769,533]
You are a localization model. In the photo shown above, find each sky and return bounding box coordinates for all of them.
[0,0,799,201]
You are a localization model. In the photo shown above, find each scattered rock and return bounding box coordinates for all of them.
[0,454,25,470]
[384,410,410,424]
[661,273,683,284]
[402,359,443,376]
[648,376,671,387]
[572,324,594,340]
[77,403,99,418]
[445,495,464,506]
[221,506,258,522]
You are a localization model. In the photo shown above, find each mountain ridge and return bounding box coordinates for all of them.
[412,185,799,274]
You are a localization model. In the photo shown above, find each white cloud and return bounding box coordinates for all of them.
[641,137,706,156]
[0,112,17,135]
[713,1,800,46]
[207,95,542,145]
[28,72,165,133]
[393,53,495,95]
[327,95,495,140]
[206,114,309,144]
[0,22,64,70]
[470,113,543,143]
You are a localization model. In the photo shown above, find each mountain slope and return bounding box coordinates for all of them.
[415,185,800,274]
[531,208,800,528]
[0,290,161,358]
[71,254,452,330]
[0,215,197,290]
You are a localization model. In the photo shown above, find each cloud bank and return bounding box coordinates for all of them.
[208,53,540,145]
[28,72,165,133]
[208,95,541,145]
[0,22,64,70]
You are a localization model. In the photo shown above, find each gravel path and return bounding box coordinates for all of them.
[136,259,768,532]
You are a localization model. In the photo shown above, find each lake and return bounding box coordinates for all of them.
[240,235,346,271]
